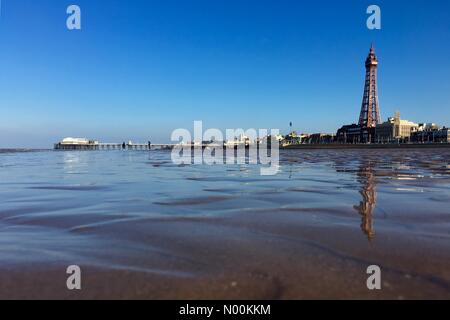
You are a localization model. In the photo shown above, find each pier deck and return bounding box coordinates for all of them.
[54,143,176,150]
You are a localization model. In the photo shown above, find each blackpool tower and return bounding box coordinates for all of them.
[358,45,381,129]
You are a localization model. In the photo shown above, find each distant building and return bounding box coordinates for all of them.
[375,112,419,143]
[61,137,98,145]
[411,127,450,143]
[336,124,362,144]
[282,131,310,145]
[418,123,439,131]
[259,134,284,147]
[307,133,335,144]
[54,137,99,150]
[435,128,450,143]
[224,134,253,147]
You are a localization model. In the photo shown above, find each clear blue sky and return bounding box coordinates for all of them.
[1,0,449,147]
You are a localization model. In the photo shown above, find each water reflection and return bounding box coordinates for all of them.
[62,152,82,173]
[353,161,377,241]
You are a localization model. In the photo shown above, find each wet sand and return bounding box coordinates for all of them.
[1,149,450,299]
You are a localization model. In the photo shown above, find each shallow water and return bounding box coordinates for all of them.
[1,149,450,299]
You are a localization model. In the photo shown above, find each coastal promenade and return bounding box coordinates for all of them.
[54,141,450,151]
[282,143,450,150]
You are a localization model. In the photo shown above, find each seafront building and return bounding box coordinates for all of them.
[224,134,253,147]
[336,124,366,144]
[374,116,449,144]
[55,138,154,150]
[54,137,99,150]
[307,133,336,144]
[283,132,309,145]
[410,126,450,143]
[374,112,419,143]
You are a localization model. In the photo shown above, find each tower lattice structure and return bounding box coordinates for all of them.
[358,45,381,128]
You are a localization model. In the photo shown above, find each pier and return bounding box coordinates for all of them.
[54,138,260,151]
[54,143,176,151]
[97,143,176,150]
[54,138,176,151]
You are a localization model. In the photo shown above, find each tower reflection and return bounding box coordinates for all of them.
[353,161,377,241]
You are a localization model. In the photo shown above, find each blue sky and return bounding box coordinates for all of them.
[0,0,449,147]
